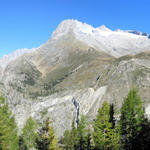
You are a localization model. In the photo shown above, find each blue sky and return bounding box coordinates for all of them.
[0,0,150,57]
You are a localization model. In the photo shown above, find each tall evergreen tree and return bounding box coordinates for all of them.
[63,116,93,150]
[120,88,145,150]
[109,104,115,129]
[70,119,77,149]
[37,118,50,150]
[37,117,60,150]
[86,128,93,150]
[109,124,121,150]
[93,101,120,150]
[75,115,88,150]
[22,116,38,150]
[63,130,72,150]
[0,96,19,150]
[61,119,76,150]
[47,118,60,150]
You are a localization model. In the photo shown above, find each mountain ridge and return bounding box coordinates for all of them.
[1,19,150,68]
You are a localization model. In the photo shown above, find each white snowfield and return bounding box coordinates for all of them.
[1,19,150,68]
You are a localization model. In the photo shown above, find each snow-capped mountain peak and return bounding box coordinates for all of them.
[51,19,94,40]
[97,25,112,32]
[51,19,150,57]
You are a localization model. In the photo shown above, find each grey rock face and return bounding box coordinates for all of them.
[126,30,149,37]
[1,19,150,137]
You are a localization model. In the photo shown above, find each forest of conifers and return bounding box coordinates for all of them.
[0,88,150,150]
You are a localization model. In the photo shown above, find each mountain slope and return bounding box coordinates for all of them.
[0,19,150,137]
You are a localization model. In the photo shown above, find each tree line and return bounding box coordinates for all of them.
[0,95,60,150]
[62,88,150,150]
[0,88,150,150]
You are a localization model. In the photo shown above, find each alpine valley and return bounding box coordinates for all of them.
[1,19,150,138]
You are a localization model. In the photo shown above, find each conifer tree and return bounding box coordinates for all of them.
[109,104,115,129]
[120,88,144,150]
[70,119,77,149]
[75,115,88,150]
[109,124,121,150]
[86,128,93,150]
[63,116,93,150]
[37,117,50,150]
[22,116,38,150]
[63,130,74,150]
[47,118,60,150]
[0,96,19,150]
[93,101,120,150]
[61,119,76,150]
[37,117,60,150]
[137,117,150,149]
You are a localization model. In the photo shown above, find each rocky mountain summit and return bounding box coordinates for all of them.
[1,19,150,137]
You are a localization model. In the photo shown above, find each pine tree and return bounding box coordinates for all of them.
[48,119,60,150]
[109,104,115,129]
[136,117,150,150]
[75,115,88,150]
[93,101,120,150]
[86,128,93,150]
[109,124,121,150]
[120,88,144,150]
[63,130,74,150]
[37,118,50,150]
[37,117,60,150]
[63,116,93,150]
[70,119,77,149]
[0,96,19,150]
[22,116,38,150]
[61,119,76,150]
